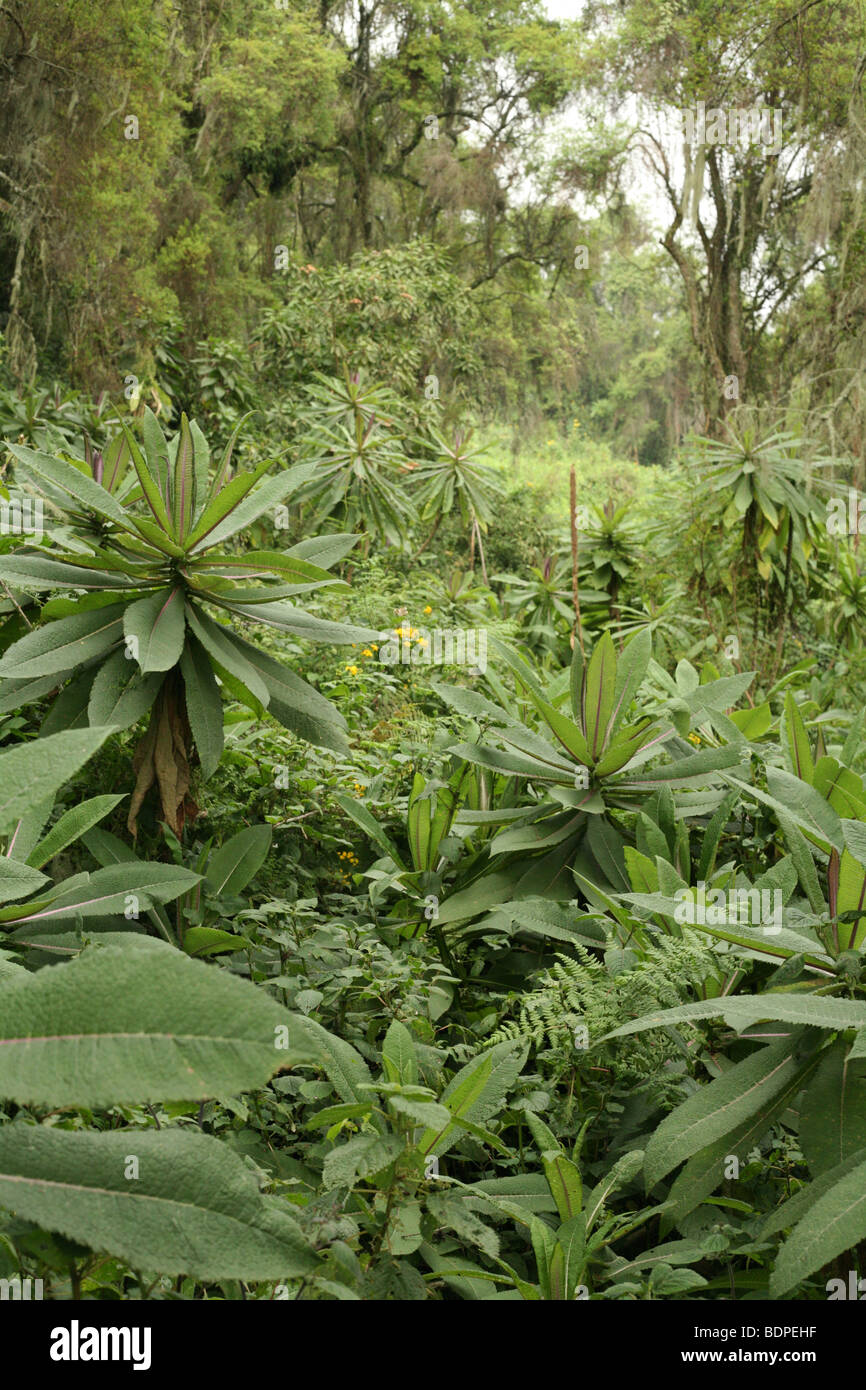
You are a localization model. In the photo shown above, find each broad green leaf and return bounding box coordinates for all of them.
[569,635,585,722]
[419,1040,528,1159]
[182,926,245,957]
[541,1151,583,1223]
[194,550,340,589]
[761,1147,866,1239]
[472,1174,559,1215]
[0,1125,319,1281]
[322,1133,404,1190]
[3,862,202,925]
[534,697,591,765]
[141,405,169,494]
[628,744,741,785]
[780,691,814,781]
[188,419,211,516]
[180,636,224,780]
[722,770,843,852]
[602,994,866,1041]
[205,824,272,896]
[124,587,185,673]
[765,767,843,850]
[171,413,196,539]
[775,809,826,915]
[0,555,134,591]
[728,702,772,740]
[227,630,348,751]
[285,533,360,569]
[185,605,270,707]
[584,631,617,760]
[389,1096,450,1130]
[0,671,74,717]
[0,727,115,833]
[220,599,380,647]
[333,792,404,867]
[191,465,316,552]
[8,444,131,530]
[841,818,866,869]
[645,1036,807,1189]
[183,460,273,550]
[25,794,124,870]
[799,1040,866,1177]
[0,858,49,904]
[813,757,866,820]
[382,1020,418,1087]
[0,604,126,680]
[0,940,323,1105]
[608,626,652,740]
[119,418,174,536]
[593,720,658,777]
[836,846,866,949]
[658,1056,818,1231]
[771,1155,866,1297]
[87,649,163,730]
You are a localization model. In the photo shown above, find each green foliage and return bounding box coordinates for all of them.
[0,411,374,829]
[2,0,866,1313]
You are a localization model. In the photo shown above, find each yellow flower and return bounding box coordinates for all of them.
[371,643,378,651]
[423,605,432,615]
[345,664,359,675]
[547,439,554,446]
[362,648,373,657]
[417,637,428,648]
[688,732,702,747]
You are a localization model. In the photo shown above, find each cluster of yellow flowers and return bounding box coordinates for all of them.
[352,781,364,794]
[687,732,702,747]
[337,849,360,866]
[344,639,385,675]
[343,611,434,673]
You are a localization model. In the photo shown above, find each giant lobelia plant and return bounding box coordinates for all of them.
[0,410,377,832]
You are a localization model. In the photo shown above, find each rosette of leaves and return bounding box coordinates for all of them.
[0,410,377,833]
[494,553,608,654]
[578,501,641,614]
[438,630,746,894]
[414,426,502,558]
[295,369,418,549]
[687,424,829,583]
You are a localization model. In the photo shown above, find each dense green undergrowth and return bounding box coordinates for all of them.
[0,390,865,1304]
